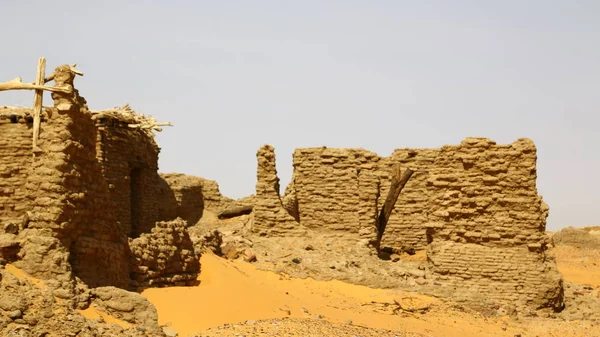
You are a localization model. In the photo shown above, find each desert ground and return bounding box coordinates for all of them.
[145,221,600,337]
[2,211,599,337]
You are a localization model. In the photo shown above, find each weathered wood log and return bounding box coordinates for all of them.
[32,57,46,154]
[376,164,414,251]
[0,77,71,93]
[218,205,254,219]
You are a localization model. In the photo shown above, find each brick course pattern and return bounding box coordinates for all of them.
[0,65,200,302]
[253,137,563,309]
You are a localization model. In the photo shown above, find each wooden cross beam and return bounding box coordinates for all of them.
[0,77,71,93]
[0,57,83,155]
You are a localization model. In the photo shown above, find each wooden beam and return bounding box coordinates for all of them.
[376,164,414,251]
[218,205,254,219]
[0,77,71,93]
[32,57,46,153]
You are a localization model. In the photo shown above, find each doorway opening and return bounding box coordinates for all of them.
[130,167,143,238]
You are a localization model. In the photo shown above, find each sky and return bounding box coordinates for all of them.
[1,1,598,230]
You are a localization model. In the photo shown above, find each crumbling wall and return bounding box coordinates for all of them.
[200,178,231,210]
[15,65,130,302]
[378,149,439,249]
[274,147,435,248]
[424,138,549,246]
[424,138,562,309]
[0,115,33,228]
[253,145,302,236]
[129,218,200,288]
[292,148,380,233]
[159,173,204,226]
[254,138,563,309]
[96,123,161,237]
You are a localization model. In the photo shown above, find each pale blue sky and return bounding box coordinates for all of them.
[1,1,598,230]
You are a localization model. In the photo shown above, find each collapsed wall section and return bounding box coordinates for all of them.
[129,218,200,288]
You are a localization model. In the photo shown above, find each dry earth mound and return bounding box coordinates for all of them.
[551,227,600,250]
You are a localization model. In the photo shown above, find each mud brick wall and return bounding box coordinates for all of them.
[0,119,32,227]
[427,241,564,309]
[424,138,562,309]
[292,148,381,233]
[256,137,552,252]
[14,69,131,302]
[95,122,161,237]
[254,145,302,236]
[425,138,549,247]
[285,147,433,248]
[378,149,439,249]
[159,173,205,226]
[129,218,200,288]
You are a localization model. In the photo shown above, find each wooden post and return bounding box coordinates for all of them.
[376,164,414,251]
[32,57,46,154]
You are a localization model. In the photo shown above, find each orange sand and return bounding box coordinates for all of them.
[142,253,517,337]
[78,306,132,328]
[552,246,600,287]
[4,264,48,290]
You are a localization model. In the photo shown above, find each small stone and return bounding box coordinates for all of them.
[242,248,257,262]
[163,327,178,337]
[7,310,22,319]
[344,319,353,324]
[304,245,314,251]
[291,258,301,264]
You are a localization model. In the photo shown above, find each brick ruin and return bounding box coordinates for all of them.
[254,138,564,310]
[0,62,200,305]
[0,59,565,321]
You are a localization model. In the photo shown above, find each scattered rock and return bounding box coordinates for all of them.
[292,258,302,264]
[7,309,22,319]
[242,248,257,262]
[163,327,179,337]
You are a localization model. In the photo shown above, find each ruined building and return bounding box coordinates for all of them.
[0,60,200,306]
[254,138,564,310]
[0,58,565,320]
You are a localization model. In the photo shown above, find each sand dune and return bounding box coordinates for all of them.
[142,253,521,337]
